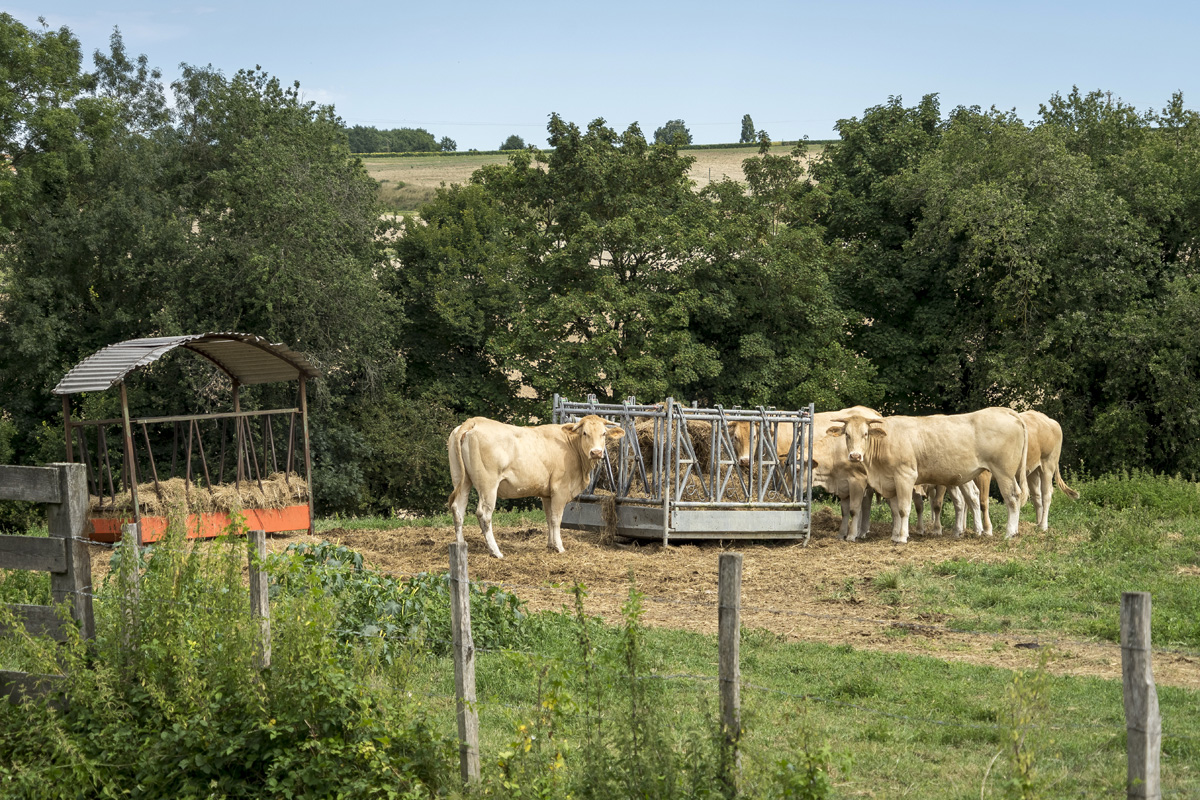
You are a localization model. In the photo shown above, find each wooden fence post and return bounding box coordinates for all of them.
[719,552,743,791]
[1121,592,1161,800]
[46,463,93,641]
[449,542,480,785]
[248,529,271,670]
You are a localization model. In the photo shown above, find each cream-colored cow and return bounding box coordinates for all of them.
[447,415,624,558]
[825,408,1028,543]
[735,407,879,540]
[976,411,1079,532]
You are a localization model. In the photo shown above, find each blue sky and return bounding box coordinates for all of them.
[9,2,1200,151]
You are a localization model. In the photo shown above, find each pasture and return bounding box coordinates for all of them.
[362,143,822,213]
[4,471,1197,797]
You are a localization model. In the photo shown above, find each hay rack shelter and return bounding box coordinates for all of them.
[553,395,815,544]
[53,333,320,545]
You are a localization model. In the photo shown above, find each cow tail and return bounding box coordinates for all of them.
[1055,467,1081,500]
[1017,412,1030,507]
[446,423,470,508]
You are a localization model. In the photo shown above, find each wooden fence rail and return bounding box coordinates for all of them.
[0,463,93,704]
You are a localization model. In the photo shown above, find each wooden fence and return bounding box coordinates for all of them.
[0,463,94,704]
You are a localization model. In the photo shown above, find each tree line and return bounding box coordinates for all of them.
[344,124,456,153]
[3,14,1199,521]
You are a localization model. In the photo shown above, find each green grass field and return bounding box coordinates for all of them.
[3,472,1198,797]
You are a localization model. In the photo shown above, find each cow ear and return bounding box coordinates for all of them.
[562,422,580,433]
[825,424,845,437]
[606,427,625,440]
[867,425,887,438]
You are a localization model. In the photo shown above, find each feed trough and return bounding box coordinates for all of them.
[553,396,815,544]
[53,332,319,544]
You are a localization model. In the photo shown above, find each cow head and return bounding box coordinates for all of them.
[563,415,624,461]
[731,422,752,467]
[825,414,885,463]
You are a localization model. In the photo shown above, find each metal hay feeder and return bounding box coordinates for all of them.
[53,332,320,545]
[553,395,815,545]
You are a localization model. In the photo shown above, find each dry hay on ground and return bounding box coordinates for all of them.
[90,473,308,517]
[126,506,1195,692]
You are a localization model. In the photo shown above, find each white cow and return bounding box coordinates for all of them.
[447,415,624,558]
[976,410,1079,531]
[825,408,1028,543]
[734,407,878,541]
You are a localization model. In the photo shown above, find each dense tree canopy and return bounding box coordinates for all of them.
[0,16,398,513]
[344,124,439,153]
[7,11,1200,518]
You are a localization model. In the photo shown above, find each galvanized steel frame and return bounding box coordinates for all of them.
[552,395,815,544]
[54,333,319,543]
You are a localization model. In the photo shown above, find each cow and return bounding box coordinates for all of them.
[447,415,625,558]
[975,411,1079,532]
[824,408,1028,543]
[735,407,879,541]
[913,478,988,537]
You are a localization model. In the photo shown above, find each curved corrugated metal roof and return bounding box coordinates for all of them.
[52,332,322,395]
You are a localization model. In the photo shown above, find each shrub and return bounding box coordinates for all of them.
[273,540,529,658]
[0,517,457,798]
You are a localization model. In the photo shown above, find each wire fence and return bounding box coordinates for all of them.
[62,570,1199,752]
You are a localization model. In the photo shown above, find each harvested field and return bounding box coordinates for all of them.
[362,144,822,211]
[85,506,1196,690]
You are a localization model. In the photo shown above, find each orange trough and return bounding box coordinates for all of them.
[89,504,311,543]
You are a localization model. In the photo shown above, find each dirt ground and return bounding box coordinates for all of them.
[87,508,1197,691]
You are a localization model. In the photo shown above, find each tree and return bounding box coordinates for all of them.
[439,135,456,152]
[0,19,400,513]
[499,134,525,150]
[653,118,692,145]
[740,114,755,143]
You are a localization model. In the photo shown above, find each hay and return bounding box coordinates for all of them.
[90,472,309,517]
[600,493,619,544]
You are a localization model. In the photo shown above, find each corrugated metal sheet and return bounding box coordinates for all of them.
[53,332,321,395]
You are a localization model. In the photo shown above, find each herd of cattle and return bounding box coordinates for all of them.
[446,407,1077,558]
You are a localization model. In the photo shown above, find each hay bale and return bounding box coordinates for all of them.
[91,472,309,517]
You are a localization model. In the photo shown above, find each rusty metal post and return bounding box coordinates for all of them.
[118,382,142,546]
[233,380,243,488]
[299,376,315,535]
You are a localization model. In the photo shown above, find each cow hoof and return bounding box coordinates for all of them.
[891,536,908,545]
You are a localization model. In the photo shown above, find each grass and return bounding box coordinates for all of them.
[397,611,1199,798]
[4,471,1200,796]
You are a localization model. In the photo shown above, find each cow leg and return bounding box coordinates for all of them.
[858,492,872,540]
[994,473,1022,539]
[474,480,505,559]
[543,495,567,553]
[450,478,472,545]
[1035,466,1053,530]
[913,489,925,536]
[946,485,967,537]
[888,492,913,544]
[846,483,868,542]
[837,494,852,540]
[977,472,993,536]
[960,479,984,536]
[931,485,947,537]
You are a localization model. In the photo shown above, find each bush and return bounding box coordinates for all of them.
[1081,469,1200,514]
[0,517,457,798]
[273,540,529,658]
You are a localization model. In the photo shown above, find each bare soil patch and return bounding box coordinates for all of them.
[85,507,1199,690]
